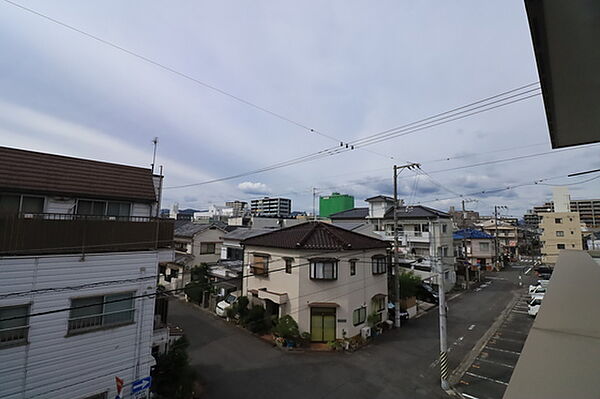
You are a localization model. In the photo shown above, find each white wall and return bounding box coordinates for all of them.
[0,251,161,399]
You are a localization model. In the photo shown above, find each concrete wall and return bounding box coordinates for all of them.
[540,212,582,263]
[0,251,161,399]
[190,228,225,265]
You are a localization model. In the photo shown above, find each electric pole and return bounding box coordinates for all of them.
[461,199,477,290]
[493,205,507,271]
[151,137,159,174]
[432,220,449,391]
[312,188,318,221]
[393,163,420,328]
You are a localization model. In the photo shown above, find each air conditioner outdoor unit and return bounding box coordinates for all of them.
[361,326,371,339]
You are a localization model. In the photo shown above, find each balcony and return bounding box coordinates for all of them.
[378,231,431,243]
[0,213,174,256]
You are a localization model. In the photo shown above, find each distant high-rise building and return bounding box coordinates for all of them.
[529,198,600,228]
[250,197,291,217]
[225,201,248,217]
[319,192,354,218]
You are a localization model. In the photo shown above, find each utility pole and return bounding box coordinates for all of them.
[461,199,470,290]
[432,220,449,391]
[151,137,159,174]
[312,188,318,221]
[393,163,420,329]
[493,205,507,271]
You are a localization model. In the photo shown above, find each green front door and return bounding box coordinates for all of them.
[310,307,336,342]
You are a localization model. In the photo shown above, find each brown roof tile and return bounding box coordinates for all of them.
[241,221,389,250]
[0,146,157,202]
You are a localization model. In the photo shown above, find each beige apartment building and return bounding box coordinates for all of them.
[242,221,390,342]
[540,212,583,264]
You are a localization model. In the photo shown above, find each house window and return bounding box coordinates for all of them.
[479,242,490,251]
[68,292,134,334]
[371,256,387,275]
[556,231,564,237]
[77,200,107,216]
[421,223,429,233]
[353,307,366,326]
[0,194,44,214]
[106,202,131,218]
[372,296,386,312]
[309,259,338,280]
[440,246,449,257]
[0,305,30,347]
[557,244,565,250]
[251,254,269,276]
[170,268,179,279]
[199,242,216,254]
[174,241,188,252]
[554,218,562,224]
[284,258,293,274]
[350,260,357,276]
[442,224,447,233]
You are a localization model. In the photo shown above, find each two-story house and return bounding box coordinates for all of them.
[242,221,390,342]
[453,228,495,270]
[0,146,173,399]
[477,219,520,260]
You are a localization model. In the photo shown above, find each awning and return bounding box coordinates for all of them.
[257,289,289,304]
[372,293,387,299]
[308,302,340,308]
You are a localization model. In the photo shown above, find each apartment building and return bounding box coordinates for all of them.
[539,212,583,263]
[0,146,174,399]
[250,197,292,217]
[242,222,389,341]
[530,199,600,228]
[329,196,456,290]
[477,219,520,259]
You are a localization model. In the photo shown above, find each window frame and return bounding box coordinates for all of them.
[353,306,367,326]
[67,292,135,335]
[309,258,338,280]
[479,242,490,251]
[0,304,30,348]
[554,218,562,224]
[199,242,217,255]
[556,231,565,237]
[251,253,270,276]
[371,255,387,275]
[372,296,386,313]
[349,259,357,276]
[284,257,293,274]
[0,193,45,214]
[557,243,566,250]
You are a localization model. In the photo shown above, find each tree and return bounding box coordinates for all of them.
[398,271,421,298]
[184,264,213,304]
[272,315,300,339]
[152,336,197,399]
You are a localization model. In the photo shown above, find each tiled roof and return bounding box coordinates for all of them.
[222,228,274,241]
[241,221,389,250]
[453,228,494,240]
[0,146,157,202]
[328,208,369,219]
[383,205,451,219]
[365,195,394,202]
[174,221,229,238]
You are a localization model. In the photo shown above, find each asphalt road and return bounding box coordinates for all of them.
[168,266,532,399]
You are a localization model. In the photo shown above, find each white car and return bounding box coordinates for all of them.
[216,293,238,317]
[528,285,547,300]
[528,298,542,317]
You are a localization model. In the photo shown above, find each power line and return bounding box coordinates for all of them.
[164,87,542,189]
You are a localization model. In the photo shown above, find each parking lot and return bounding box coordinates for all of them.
[456,291,534,399]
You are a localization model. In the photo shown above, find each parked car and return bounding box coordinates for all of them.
[216,293,238,317]
[528,282,549,294]
[417,282,439,304]
[528,298,542,317]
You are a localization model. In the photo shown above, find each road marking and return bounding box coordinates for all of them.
[492,336,525,344]
[511,310,530,315]
[476,357,515,369]
[468,324,476,330]
[485,276,506,280]
[484,346,521,355]
[465,372,509,386]
[462,393,480,399]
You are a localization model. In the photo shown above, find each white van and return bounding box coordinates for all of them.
[216,292,239,317]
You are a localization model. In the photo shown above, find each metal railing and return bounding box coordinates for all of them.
[67,308,135,333]
[0,325,29,346]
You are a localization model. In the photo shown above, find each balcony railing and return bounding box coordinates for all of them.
[0,213,174,256]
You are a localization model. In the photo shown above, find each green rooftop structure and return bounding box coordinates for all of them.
[319,192,355,218]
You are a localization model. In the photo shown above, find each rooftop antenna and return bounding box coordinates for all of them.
[151,137,159,173]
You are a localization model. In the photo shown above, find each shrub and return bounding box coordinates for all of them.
[236,296,249,319]
[151,336,196,399]
[367,312,381,328]
[183,281,203,304]
[399,271,421,299]
[272,315,300,339]
[244,305,269,334]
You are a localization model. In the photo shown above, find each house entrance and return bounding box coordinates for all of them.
[310,307,336,342]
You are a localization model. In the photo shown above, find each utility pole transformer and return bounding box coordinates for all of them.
[392,163,420,329]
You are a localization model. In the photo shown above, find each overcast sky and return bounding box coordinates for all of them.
[1,1,598,218]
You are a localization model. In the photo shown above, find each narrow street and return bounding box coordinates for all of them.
[168,266,534,399]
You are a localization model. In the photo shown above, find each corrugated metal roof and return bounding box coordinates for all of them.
[174,221,229,238]
[453,228,494,240]
[241,221,389,250]
[222,228,274,241]
[0,146,157,202]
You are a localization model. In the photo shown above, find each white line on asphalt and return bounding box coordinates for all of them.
[468,324,476,330]
[511,310,530,315]
[462,393,481,399]
[492,336,525,344]
[476,358,515,369]
[465,372,509,386]
[485,276,506,280]
[484,346,521,355]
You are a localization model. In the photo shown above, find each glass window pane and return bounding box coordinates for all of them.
[104,293,134,325]
[70,296,103,331]
[0,194,20,213]
[77,200,93,215]
[0,306,28,329]
[21,196,44,213]
[92,201,106,216]
[107,202,130,217]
